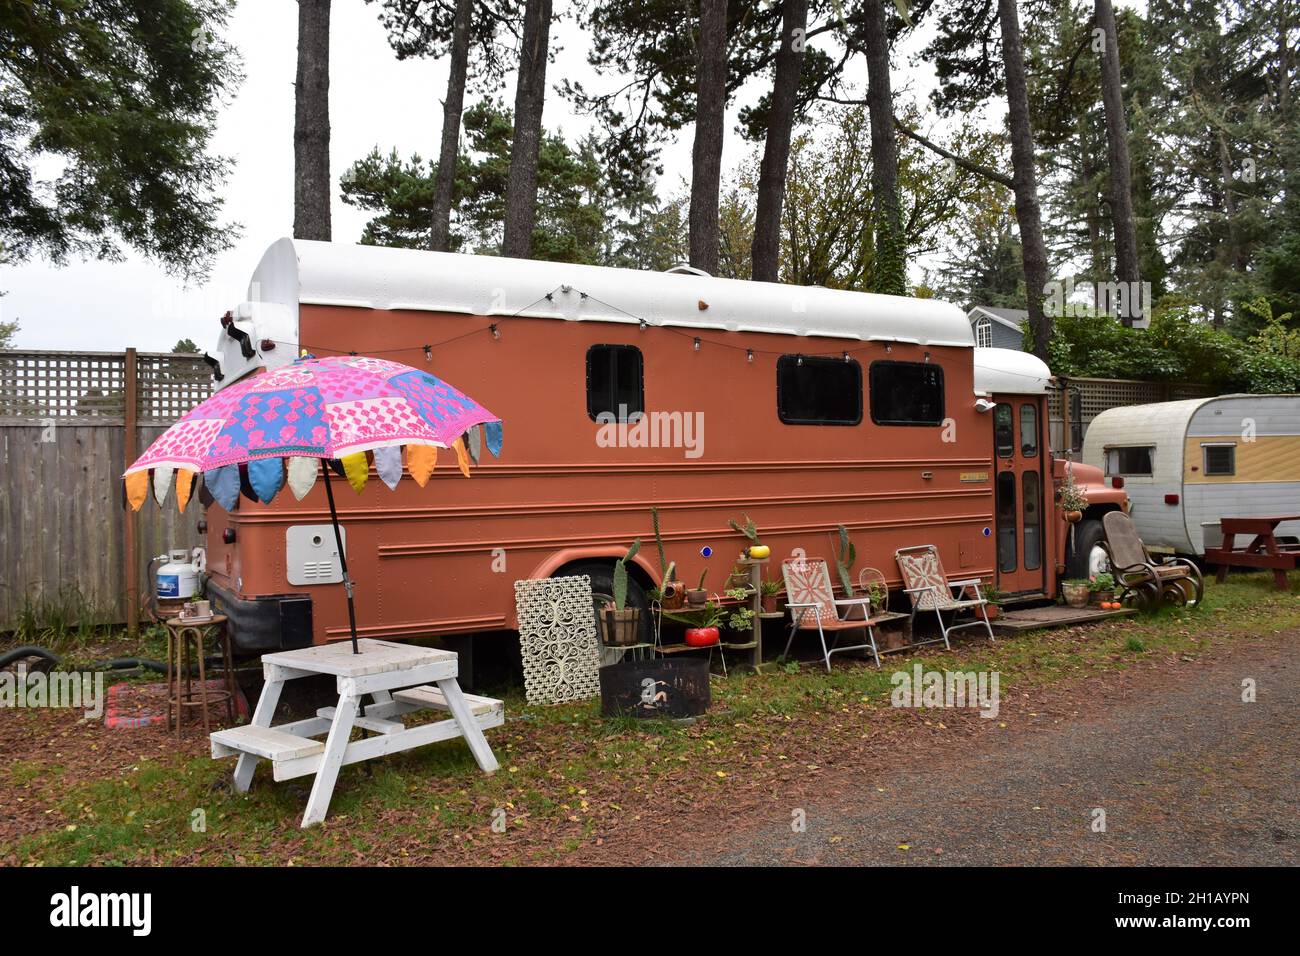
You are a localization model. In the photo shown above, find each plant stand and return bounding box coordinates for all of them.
[725,557,768,673]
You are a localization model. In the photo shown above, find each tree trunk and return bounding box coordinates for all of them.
[431,0,472,252]
[294,0,332,241]
[689,0,729,274]
[752,0,807,282]
[1095,0,1141,324]
[997,0,1052,359]
[863,0,905,295]
[502,0,552,259]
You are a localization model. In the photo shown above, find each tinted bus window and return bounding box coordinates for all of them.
[869,361,945,425]
[587,345,644,421]
[776,355,863,425]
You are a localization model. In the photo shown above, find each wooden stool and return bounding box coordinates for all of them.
[164,615,235,738]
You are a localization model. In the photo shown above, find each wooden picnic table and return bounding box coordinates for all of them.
[210,639,503,827]
[1205,515,1300,591]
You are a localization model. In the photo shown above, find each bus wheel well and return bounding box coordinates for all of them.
[1082,503,1120,524]
[553,557,655,595]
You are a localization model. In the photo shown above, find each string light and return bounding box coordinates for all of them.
[490,324,500,340]
[797,354,804,367]
[423,345,432,362]
[639,319,648,331]
[746,349,754,363]
[843,351,850,362]
[693,337,701,351]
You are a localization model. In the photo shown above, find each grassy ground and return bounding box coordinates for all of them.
[2,570,1297,866]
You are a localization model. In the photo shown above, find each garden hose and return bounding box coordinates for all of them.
[0,645,220,676]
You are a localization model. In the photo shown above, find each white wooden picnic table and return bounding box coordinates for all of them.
[210,638,503,827]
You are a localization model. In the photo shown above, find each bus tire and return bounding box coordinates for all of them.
[561,561,654,645]
[1065,517,1107,581]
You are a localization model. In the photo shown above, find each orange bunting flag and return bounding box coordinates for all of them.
[125,471,149,512]
[452,436,471,477]
[406,444,437,487]
[176,469,196,513]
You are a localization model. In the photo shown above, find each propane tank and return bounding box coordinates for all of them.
[155,548,203,600]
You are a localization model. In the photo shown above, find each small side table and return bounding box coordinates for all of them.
[164,615,235,738]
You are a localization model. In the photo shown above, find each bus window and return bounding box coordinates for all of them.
[868,361,944,425]
[1022,472,1041,571]
[997,471,1017,573]
[1020,404,1038,458]
[994,403,1013,458]
[777,354,862,425]
[587,345,644,422]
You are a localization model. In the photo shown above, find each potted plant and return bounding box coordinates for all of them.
[650,508,685,609]
[1088,572,1117,607]
[1059,463,1088,523]
[759,577,782,614]
[979,585,1004,621]
[665,602,724,646]
[833,524,857,596]
[1061,578,1091,609]
[686,569,709,607]
[723,586,757,644]
[861,578,887,611]
[599,540,643,646]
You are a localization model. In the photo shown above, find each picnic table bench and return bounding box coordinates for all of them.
[1205,515,1300,591]
[211,638,502,827]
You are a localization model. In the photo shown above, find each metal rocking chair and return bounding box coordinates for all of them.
[1101,511,1204,609]
[895,545,996,648]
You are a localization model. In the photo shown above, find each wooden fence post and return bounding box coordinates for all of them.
[124,347,139,634]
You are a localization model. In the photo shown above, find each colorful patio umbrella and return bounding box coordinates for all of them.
[123,354,503,653]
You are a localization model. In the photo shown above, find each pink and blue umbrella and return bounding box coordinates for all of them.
[124,355,503,653]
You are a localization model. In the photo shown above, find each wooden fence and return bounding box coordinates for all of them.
[0,349,212,630]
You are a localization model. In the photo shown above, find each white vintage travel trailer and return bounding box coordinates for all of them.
[1081,395,1300,556]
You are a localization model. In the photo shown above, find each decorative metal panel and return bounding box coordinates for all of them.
[514,575,602,706]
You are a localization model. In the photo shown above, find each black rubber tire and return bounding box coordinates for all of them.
[1065,517,1107,581]
[562,561,654,645]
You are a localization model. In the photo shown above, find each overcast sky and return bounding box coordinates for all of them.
[2,1,1150,354]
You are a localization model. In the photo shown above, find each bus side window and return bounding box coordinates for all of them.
[587,345,644,422]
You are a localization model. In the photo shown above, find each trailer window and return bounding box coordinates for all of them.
[776,355,862,425]
[1104,446,1154,477]
[1202,444,1235,476]
[868,361,944,426]
[587,345,644,422]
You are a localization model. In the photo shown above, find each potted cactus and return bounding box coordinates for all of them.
[650,507,685,609]
[686,569,709,607]
[599,540,643,646]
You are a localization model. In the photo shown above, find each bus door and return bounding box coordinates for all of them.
[991,395,1046,595]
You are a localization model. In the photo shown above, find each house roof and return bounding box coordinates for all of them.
[967,306,1029,331]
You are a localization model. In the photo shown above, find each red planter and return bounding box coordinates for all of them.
[684,627,720,647]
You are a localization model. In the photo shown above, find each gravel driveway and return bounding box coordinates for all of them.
[668,636,1300,866]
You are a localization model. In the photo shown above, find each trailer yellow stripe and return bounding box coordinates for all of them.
[1183,434,1300,483]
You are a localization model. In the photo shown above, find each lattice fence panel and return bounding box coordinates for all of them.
[136,352,213,424]
[0,350,211,424]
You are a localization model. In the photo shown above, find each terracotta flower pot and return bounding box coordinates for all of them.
[684,626,720,647]
[659,582,686,610]
[686,589,708,607]
[980,603,1001,621]
[1065,510,1083,523]
[762,593,779,614]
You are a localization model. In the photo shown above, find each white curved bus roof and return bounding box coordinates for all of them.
[247,238,974,347]
[972,348,1052,395]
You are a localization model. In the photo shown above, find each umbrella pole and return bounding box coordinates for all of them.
[320,459,361,654]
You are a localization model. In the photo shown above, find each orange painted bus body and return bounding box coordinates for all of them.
[201,299,1099,650]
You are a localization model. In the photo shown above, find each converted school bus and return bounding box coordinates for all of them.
[200,238,1125,657]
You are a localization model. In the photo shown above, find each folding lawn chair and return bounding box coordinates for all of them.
[780,557,880,670]
[894,545,996,648]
